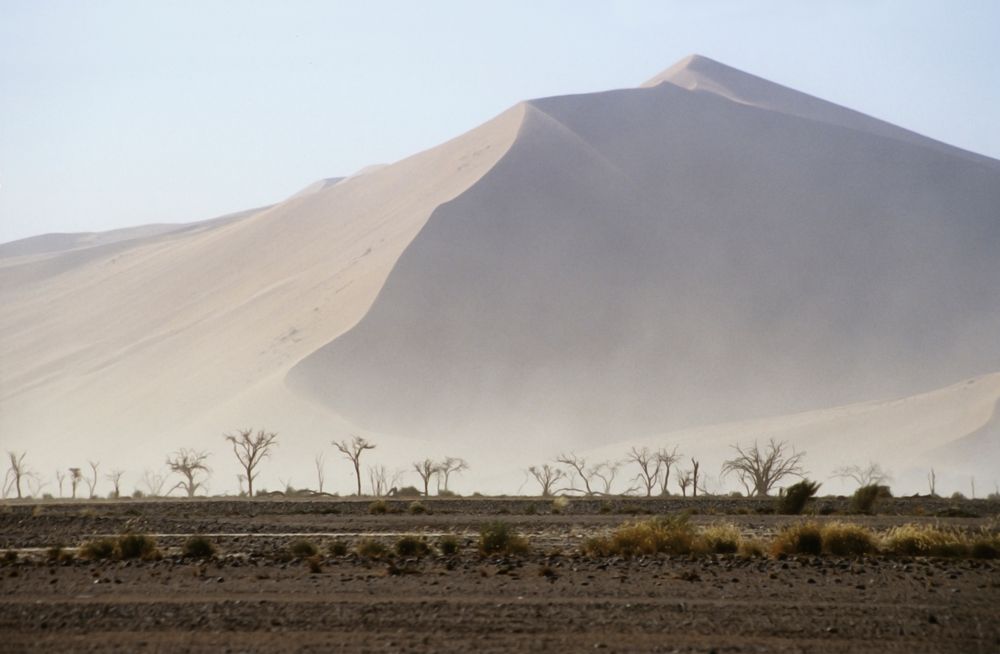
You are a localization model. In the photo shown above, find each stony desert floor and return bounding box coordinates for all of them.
[1,497,998,653]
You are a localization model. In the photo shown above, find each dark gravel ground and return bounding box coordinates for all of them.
[1,497,998,653]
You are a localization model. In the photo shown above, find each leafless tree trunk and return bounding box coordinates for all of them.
[333,435,376,496]
[55,469,66,498]
[4,452,29,499]
[367,465,401,497]
[69,468,82,499]
[627,447,663,497]
[720,439,806,497]
[527,464,565,497]
[413,459,437,496]
[166,449,211,497]
[140,469,168,497]
[833,461,892,488]
[690,458,700,497]
[656,447,681,495]
[437,457,468,493]
[314,453,326,493]
[678,470,692,497]
[85,461,100,498]
[556,453,596,496]
[592,461,620,495]
[927,468,937,496]
[105,469,125,498]
[224,428,279,498]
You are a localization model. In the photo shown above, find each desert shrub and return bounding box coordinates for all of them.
[821,522,876,556]
[478,521,530,556]
[328,540,349,556]
[524,503,538,515]
[306,555,323,573]
[289,539,318,558]
[777,480,820,515]
[368,500,388,515]
[586,516,696,558]
[2,550,17,565]
[117,533,158,560]
[183,536,216,559]
[437,489,458,498]
[395,535,430,557]
[770,523,823,557]
[551,496,570,513]
[696,524,743,554]
[395,486,422,498]
[598,501,612,514]
[738,539,767,558]
[951,492,967,501]
[80,538,116,560]
[438,535,460,556]
[882,524,970,557]
[408,501,427,515]
[356,538,389,559]
[971,540,999,559]
[851,485,891,514]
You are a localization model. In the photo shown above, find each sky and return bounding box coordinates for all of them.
[1,0,999,244]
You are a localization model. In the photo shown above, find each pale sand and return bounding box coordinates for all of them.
[1,56,998,495]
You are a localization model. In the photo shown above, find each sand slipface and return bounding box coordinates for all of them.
[1,55,999,493]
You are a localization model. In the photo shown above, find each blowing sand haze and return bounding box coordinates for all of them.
[2,55,999,492]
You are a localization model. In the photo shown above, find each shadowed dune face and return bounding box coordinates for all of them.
[289,70,1000,446]
[2,55,999,491]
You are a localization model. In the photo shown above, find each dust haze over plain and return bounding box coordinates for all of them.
[2,53,999,496]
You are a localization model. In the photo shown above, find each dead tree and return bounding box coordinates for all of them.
[690,458,700,497]
[314,453,327,494]
[436,457,468,493]
[224,429,279,498]
[4,451,29,499]
[627,447,663,497]
[105,469,125,499]
[69,468,82,499]
[527,464,565,497]
[368,465,401,497]
[413,458,438,497]
[656,447,682,495]
[556,453,598,496]
[166,449,211,497]
[592,461,621,495]
[140,469,168,497]
[85,461,100,498]
[833,461,892,488]
[720,438,805,497]
[678,470,693,497]
[927,468,937,496]
[55,469,66,498]
[333,435,375,496]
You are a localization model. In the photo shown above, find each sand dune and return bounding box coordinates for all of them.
[1,56,998,494]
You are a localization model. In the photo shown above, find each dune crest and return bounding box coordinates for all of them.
[2,57,998,492]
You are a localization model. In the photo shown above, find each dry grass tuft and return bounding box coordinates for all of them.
[770,522,823,557]
[821,522,876,556]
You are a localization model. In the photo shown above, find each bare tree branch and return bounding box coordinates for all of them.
[4,452,29,499]
[333,435,375,496]
[166,449,211,498]
[224,428,279,497]
[626,447,663,497]
[314,453,326,494]
[527,464,565,497]
[104,469,125,499]
[720,438,806,497]
[833,461,892,488]
[413,458,437,497]
[437,457,468,493]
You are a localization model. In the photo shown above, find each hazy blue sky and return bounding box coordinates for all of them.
[2,0,998,243]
